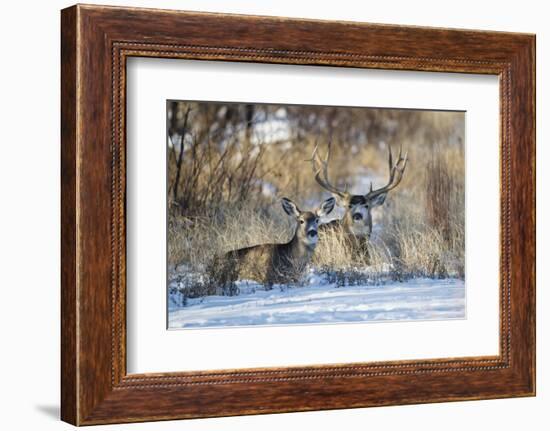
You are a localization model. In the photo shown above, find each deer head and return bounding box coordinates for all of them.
[311,142,407,240]
[281,196,336,249]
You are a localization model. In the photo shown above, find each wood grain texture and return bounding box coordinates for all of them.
[60,4,536,425]
[60,5,78,425]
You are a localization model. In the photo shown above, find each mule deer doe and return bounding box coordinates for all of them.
[217,197,336,291]
[311,142,407,251]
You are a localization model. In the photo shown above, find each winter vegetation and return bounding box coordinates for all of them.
[166,100,465,328]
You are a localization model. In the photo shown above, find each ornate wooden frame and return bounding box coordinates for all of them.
[61,4,536,425]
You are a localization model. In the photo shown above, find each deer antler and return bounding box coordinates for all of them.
[310,141,349,199]
[364,145,408,200]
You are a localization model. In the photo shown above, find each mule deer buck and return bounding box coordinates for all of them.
[218,197,336,291]
[311,142,407,251]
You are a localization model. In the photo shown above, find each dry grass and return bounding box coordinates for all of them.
[311,214,464,282]
[168,203,293,270]
[168,192,464,298]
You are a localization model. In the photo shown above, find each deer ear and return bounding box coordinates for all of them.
[281,197,300,217]
[317,197,336,217]
[369,193,387,207]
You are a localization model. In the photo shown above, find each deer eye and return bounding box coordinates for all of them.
[299,219,305,224]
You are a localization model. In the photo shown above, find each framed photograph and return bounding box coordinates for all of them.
[61,4,535,425]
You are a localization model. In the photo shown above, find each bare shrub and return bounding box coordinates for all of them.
[426,156,452,238]
[168,102,274,215]
[424,148,464,244]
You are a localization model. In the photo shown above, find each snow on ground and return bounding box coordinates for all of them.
[168,278,465,329]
